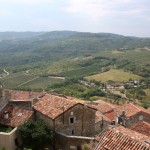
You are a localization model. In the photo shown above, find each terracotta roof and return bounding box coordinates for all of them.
[86,100,115,113]
[33,94,78,119]
[0,104,33,127]
[131,121,150,137]
[115,103,150,118]
[104,110,115,121]
[7,90,43,101]
[95,125,150,150]
[86,100,115,121]
[95,111,111,123]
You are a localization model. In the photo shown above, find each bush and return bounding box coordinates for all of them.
[18,120,54,150]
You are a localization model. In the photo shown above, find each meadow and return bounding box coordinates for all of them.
[86,69,142,82]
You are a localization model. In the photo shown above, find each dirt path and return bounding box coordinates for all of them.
[48,76,65,80]
[0,69,9,78]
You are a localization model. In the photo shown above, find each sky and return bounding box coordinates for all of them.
[0,0,150,37]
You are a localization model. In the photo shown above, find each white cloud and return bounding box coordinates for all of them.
[1,0,53,5]
[64,0,143,20]
[65,0,111,19]
[0,8,12,16]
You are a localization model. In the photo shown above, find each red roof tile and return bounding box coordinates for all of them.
[104,110,115,121]
[131,121,150,137]
[33,94,78,119]
[95,111,111,123]
[86,100,115,114]
[115,103,150,118]
[0,104,33,127]
[7,90,43,101]
[86,100,115,121]
[95,125,150,150]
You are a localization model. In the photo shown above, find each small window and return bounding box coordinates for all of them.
[69,117,75,124]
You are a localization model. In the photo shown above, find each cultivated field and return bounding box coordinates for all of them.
[86,69,142,82]
[20,77,64,89]
[0,72,64,90]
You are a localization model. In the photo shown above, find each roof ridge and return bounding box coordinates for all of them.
[129,103,141,111]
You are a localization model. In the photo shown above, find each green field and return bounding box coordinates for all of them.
[86,69,142,82]
[19,77,64,89]
[0,72,64,90]
[0,72,36,89]
[59,64,102,77]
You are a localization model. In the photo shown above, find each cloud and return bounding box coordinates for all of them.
[65,0,111,19]
[2,0,53,5]
[64,0,146,20]
[0,8,12,16]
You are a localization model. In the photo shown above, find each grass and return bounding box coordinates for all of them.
[144,88,150,101]
[59,64,102,77]
[19,77,64,89]
[0,72,36,89]
[86,69,142,82]
[0,72,63,90]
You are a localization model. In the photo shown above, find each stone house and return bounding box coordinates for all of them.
[115,103,150,127]
[6,89,44,109]
[33,93,97,149]
[0,103,33,150]
[33,94,96,137]
[0,86,36,150]
[86,100,115,122]
[86,100,115,131]
[95,111,111,134]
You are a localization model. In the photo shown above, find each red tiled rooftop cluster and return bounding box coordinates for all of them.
[95,111,111,123]
[115,103,150,118]
[95,126,150,150]
[33,94,78,119]
[8,90,43,101]
[0,104,33,127]
[86,100,115,121]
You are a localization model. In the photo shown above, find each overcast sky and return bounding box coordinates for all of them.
[0,0,150,37]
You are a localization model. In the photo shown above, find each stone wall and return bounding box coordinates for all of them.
[95,120,111,134]
[126,112,150,128]
[55,104,96,137]
[35,111,54,130]
[55,132,95,150]
[35,104,96,137]
[9,100,32,109]
[0,127,17,150]
[0,89,8,111]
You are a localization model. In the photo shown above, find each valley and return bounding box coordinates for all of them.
[0,31,150,108]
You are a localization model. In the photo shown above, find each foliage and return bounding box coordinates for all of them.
[18,120,54,150]
[126,88,147,100]
[47,78,105,100]
[0,126,13,133]
[0,147,7,150]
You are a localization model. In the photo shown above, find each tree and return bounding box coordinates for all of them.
[18,120,54,150]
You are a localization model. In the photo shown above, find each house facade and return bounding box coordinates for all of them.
[34,94,96,137]
[115,103,150,127]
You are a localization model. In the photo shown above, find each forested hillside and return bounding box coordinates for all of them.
[0,31,150,68]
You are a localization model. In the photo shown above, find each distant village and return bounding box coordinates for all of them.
[0,82,150,150]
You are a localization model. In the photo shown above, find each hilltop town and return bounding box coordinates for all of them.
[0,83,150,150]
